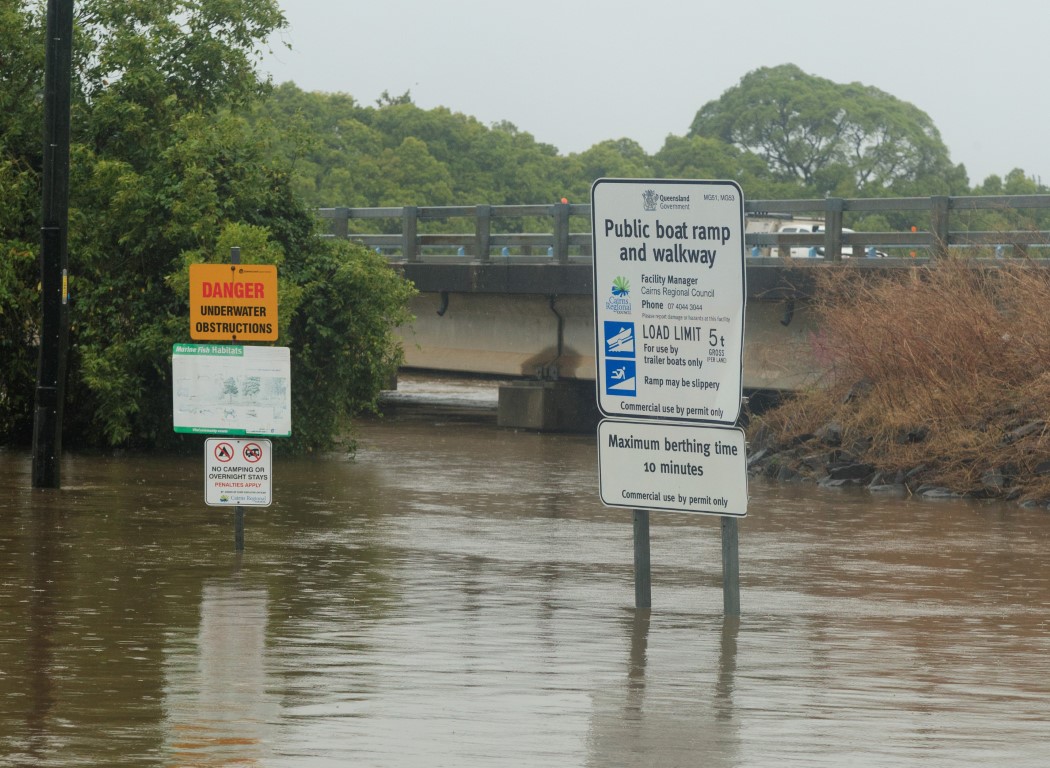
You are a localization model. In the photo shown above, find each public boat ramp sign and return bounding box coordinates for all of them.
[591,177,745,425]
[591,178,748,518]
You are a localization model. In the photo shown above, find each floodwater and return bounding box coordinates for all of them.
[2,374,1050,767]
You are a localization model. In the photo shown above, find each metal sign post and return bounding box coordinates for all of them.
[721,517,740,616]
[591,178,748,614]
[235,507,245,552]
[174,247,288,553]
[633,510,652,609]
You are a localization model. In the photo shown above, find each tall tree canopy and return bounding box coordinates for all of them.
[0,0,415,451]
[255,85,568,208]
[688,64,968,196]
[258,65,998,216]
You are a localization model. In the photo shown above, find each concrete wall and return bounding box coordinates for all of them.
[396,291,824,391]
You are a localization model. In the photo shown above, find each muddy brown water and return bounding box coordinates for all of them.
[2,375,1049,766]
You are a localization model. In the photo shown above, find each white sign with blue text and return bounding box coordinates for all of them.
[591,178,745,425]
[598,419,747,517]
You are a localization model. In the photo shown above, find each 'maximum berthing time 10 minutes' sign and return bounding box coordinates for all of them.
[591,178,745,426]
[189,263,278,342]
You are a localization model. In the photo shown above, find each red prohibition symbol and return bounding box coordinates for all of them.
[242,442,264,463]
[213,441,235,462]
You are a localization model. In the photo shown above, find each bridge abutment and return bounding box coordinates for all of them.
[396,288,822,421]
[497,379,599,432]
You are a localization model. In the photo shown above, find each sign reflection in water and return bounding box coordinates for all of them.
[164,580,275,765]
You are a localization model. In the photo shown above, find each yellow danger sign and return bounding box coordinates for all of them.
[189,263,278,342]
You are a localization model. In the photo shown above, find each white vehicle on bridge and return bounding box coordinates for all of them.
[773,224,886,258]
[771,223,820,258]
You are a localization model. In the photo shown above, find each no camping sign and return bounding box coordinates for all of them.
[204,437,272,507]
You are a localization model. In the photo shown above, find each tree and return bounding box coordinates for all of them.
[1,0,416,453]
[652,134,796,199]
[689,64,967,197]
[559,139,653,202]
[255,83,387,208]
[286,238,415,453]
[375,136,455,206]
[222,378,239,401]
[76,0,285,164]
[257,86,569,209]
[0,0,44,163]
[0,0,46,442]
[966,169,1050,238]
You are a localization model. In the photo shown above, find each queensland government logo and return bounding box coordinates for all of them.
[605,276,632,314]
[642,189,659,211]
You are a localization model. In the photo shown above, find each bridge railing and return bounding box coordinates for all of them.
[319,194,1050,263]
[745,195,1050,260]
[318,203,592,264]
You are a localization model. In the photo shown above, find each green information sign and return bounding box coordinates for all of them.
[171,344,291,436]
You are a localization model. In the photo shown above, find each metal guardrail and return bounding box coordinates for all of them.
[318,203,592,264]
[746,195,1050,260]
[319,195,1050,263]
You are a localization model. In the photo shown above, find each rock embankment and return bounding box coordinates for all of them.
[746,413,1050,508]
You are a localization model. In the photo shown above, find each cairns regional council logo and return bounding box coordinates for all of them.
[606,276,631,314]
[642,189,659,211]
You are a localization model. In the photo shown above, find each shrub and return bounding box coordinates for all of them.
[751,259,1050,500]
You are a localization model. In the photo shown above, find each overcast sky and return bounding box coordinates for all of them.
[259,0,1048,188]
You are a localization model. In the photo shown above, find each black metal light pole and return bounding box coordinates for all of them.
[32,0,74,488]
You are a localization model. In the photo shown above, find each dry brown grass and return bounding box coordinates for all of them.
[752,259,1050,500]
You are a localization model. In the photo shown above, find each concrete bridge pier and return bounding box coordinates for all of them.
[398,291,603,431]
[497,379,599,432]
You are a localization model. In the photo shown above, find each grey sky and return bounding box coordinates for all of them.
[259,0,1049,188]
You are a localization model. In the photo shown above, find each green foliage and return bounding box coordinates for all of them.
[0,0,44,164]
[255,86,568,209]
[76,0,285,162]
[63,99,320,449]
[689,64,969,197]
[254,65,1012,223]
[285,239,416,453]
[1,0,416,453]
[955,169,1050,239]
[556,139,652,202]
[0,241,37,442]
[0,0,45,443]
[652,134,797,199]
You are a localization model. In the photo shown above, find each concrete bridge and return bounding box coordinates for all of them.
[321,194,1050,430]
[395,261,825,431]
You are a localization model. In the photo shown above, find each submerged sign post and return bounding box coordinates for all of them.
[175,250,288,552]
[591,178,748,613]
